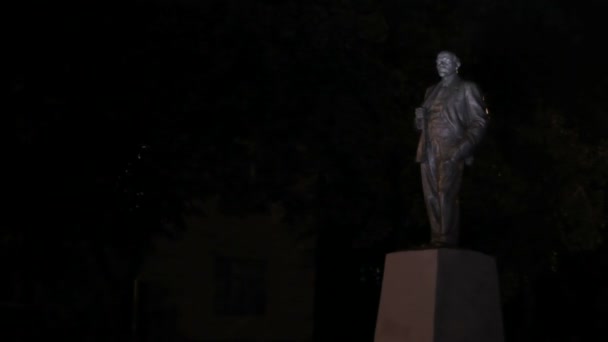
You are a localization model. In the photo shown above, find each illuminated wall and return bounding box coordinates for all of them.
[140,198,315,341]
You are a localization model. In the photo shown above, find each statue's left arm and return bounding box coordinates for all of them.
[452,82,489,162]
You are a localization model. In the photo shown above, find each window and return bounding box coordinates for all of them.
[213,256,267,315]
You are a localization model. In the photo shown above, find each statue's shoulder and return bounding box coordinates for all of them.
[461,79,482,91]
[460,80,484,97]
[458,78,476,87]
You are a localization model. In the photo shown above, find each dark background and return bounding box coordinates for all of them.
[7,0,608,340]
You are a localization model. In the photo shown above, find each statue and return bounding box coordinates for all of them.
[415,51,489,247]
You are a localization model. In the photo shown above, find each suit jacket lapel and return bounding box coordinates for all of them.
[422,83,442,109]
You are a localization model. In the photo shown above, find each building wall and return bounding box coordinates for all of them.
[140,198,315,341]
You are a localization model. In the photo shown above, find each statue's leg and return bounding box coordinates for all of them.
[437,160,464,245]
[421,162,441,242]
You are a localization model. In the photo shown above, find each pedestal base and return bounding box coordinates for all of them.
[374,248,503,342]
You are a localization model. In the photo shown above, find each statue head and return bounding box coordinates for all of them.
[436,51,461,78]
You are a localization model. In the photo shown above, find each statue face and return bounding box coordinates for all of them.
[436,53,459,78]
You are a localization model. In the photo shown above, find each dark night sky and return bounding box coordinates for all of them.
[10,0,608,121]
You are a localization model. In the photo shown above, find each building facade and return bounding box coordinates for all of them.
[139,198,315,341]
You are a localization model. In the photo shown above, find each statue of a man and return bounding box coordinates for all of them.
[415,51,489,247]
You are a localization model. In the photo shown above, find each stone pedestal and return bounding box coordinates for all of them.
[374,249,503,342]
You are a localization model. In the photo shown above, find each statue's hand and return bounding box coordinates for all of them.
[451,138,472,162]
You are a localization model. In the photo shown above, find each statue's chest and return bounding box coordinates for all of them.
[428,86,462,113]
